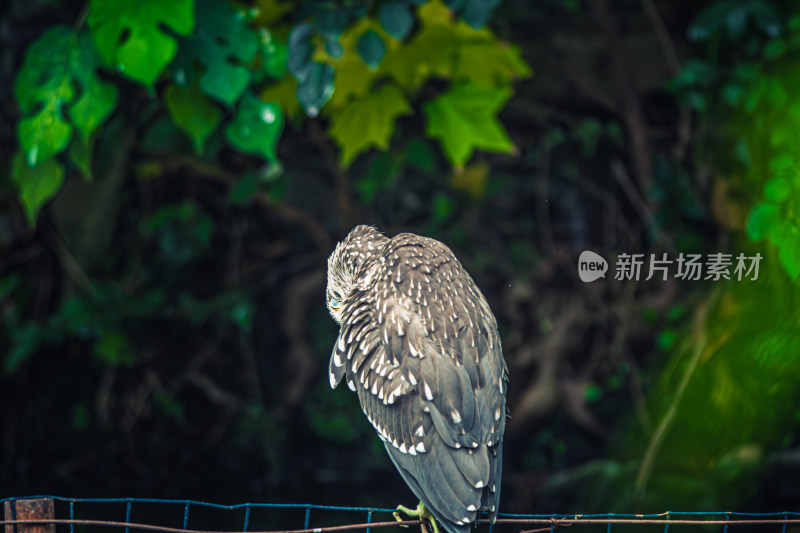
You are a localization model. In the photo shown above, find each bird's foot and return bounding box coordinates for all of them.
[393,502,440,533]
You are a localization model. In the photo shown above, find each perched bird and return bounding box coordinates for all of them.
[326,225,508,533]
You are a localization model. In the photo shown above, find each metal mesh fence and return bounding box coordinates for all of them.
[2,496,799,533]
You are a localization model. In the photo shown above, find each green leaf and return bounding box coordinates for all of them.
[153,390,186,422]
[0,275,21,302]
[185,0,259,106]
[288,23,335,116]
[746,202,780,242]
[260,77,301,119]
[88,0,195,87]
[433,192,454,221]
[5,323,42,373]
[764,176,793,203]
[18,104,72,168]
[574,118,603,155]
[228,300,253,331]
[296,62,334,117]
[15,27,118,165]
[329,83,412,166]
[315,8,350,39]
[15,27,73,165]
[584,383,602,403]
[356,153,401,203]
[657,328,678,350]
[260,32,289,79]
[94,329,136,366]
[320,20,378,108]
[405,137,437,172]
[225,93,284,164]
[459,0,501,29]
[381,24,457,91]
[357,29,386,68]
[140,116,193,155]
[229,173,260,205]
[424,82,514,166]
[69,135,95,180]
[454,41,532,86]
[165,83,222,153]
[324,37,344,59]
[288,23,315,78]
[11,153,66,224]
[688,0,780,41]
[769,152,794,172]
[68,33,120,139]
[777,224,800,280]
[379,2,414,40]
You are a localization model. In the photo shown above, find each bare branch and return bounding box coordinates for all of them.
[308,119,356,233]
[160,155,332,254]
[588,0,654,194]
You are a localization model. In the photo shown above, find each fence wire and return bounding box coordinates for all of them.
[1,496,799,533]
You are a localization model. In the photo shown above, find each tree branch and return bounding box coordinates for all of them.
[588,0,654,194]
[160,155,332,254]
[534,51,620,114]
[308,119,355,233]
[639,0,681,76]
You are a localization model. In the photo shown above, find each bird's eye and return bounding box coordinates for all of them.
[330,299,341,310]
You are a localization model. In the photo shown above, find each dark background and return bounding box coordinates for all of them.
[2,0,800,525]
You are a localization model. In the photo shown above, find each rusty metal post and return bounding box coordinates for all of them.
[3,498,55,533]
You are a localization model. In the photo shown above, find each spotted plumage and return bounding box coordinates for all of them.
[326,226,509,533]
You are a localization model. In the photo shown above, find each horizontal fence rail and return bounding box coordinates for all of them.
[1,497,799,533]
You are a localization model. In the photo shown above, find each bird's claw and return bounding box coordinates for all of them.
[394,503,440,533]
[393,510,410,527]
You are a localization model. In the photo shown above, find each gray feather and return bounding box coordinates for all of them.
[326,226,509,533]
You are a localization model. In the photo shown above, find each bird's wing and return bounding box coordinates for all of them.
[329,233,507,532]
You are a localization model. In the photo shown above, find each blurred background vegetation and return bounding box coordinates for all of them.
[2,0,800,519]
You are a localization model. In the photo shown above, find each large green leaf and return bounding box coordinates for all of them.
[183,0,259,106]
[225,93,284,164]
[454,41,532,86]
[424,82,514,166]
[329,83,412,166]
[14,27,118,166]
[11,153,65,224]
[379,0,507,92]
[165,83,222,154]
[381,22,458,91]
[88,0,195,87]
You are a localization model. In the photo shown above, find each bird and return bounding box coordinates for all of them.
[325,225,508,533]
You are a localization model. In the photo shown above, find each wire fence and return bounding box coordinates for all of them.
[1,496,799,533]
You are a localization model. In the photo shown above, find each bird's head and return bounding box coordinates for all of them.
[326,225,387,325]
